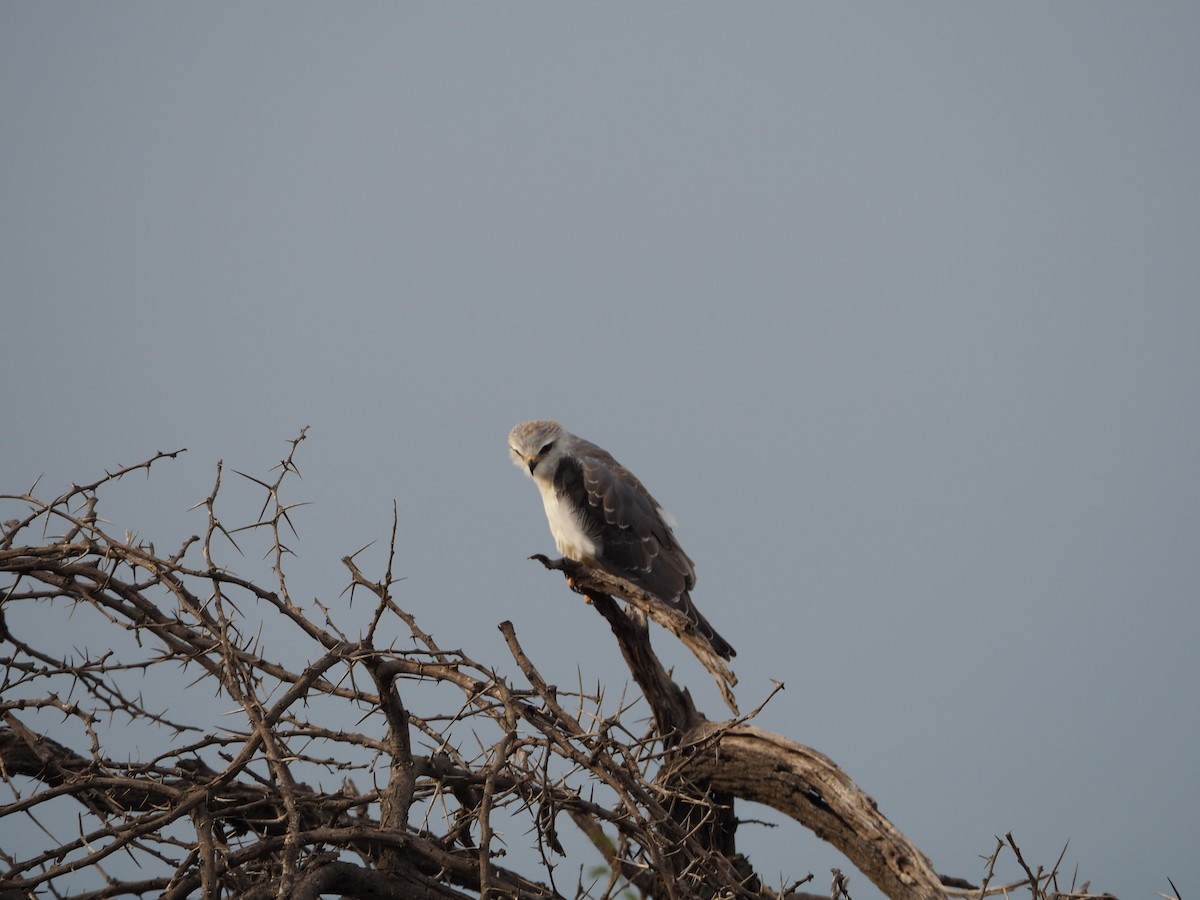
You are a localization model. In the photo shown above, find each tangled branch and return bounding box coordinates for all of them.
[0,435,1113,900]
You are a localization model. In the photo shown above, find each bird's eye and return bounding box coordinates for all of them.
[538,441,555,456]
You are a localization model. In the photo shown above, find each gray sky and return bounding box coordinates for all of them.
[3,5,1198,897]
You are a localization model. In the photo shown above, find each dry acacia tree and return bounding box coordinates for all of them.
[0,433,1112,899]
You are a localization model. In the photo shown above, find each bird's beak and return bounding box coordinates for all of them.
[526,458,537,475]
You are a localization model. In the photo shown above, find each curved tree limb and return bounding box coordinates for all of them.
[674,723,946,900]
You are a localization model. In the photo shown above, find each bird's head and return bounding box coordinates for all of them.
[509,420,566,479]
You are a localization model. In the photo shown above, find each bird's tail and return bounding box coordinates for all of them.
[677,591,736,660]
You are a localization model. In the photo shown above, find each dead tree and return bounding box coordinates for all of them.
[0,433,1111,899]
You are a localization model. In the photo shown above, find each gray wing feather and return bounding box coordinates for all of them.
[562,438,735,659]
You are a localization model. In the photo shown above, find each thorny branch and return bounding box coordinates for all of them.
[0,435,1118,899]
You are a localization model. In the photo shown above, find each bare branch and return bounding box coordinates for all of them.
[0,438,1118,900]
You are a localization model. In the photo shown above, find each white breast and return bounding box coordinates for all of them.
[536,479,598,562]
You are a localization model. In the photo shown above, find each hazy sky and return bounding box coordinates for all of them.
[3,5,1198,898]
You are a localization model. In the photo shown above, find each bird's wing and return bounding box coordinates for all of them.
[554,437,736,660]
[554,438,695,602]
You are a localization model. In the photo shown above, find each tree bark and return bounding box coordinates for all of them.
[676,723,946,900]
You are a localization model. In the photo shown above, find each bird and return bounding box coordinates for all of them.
[508,420,735,660]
